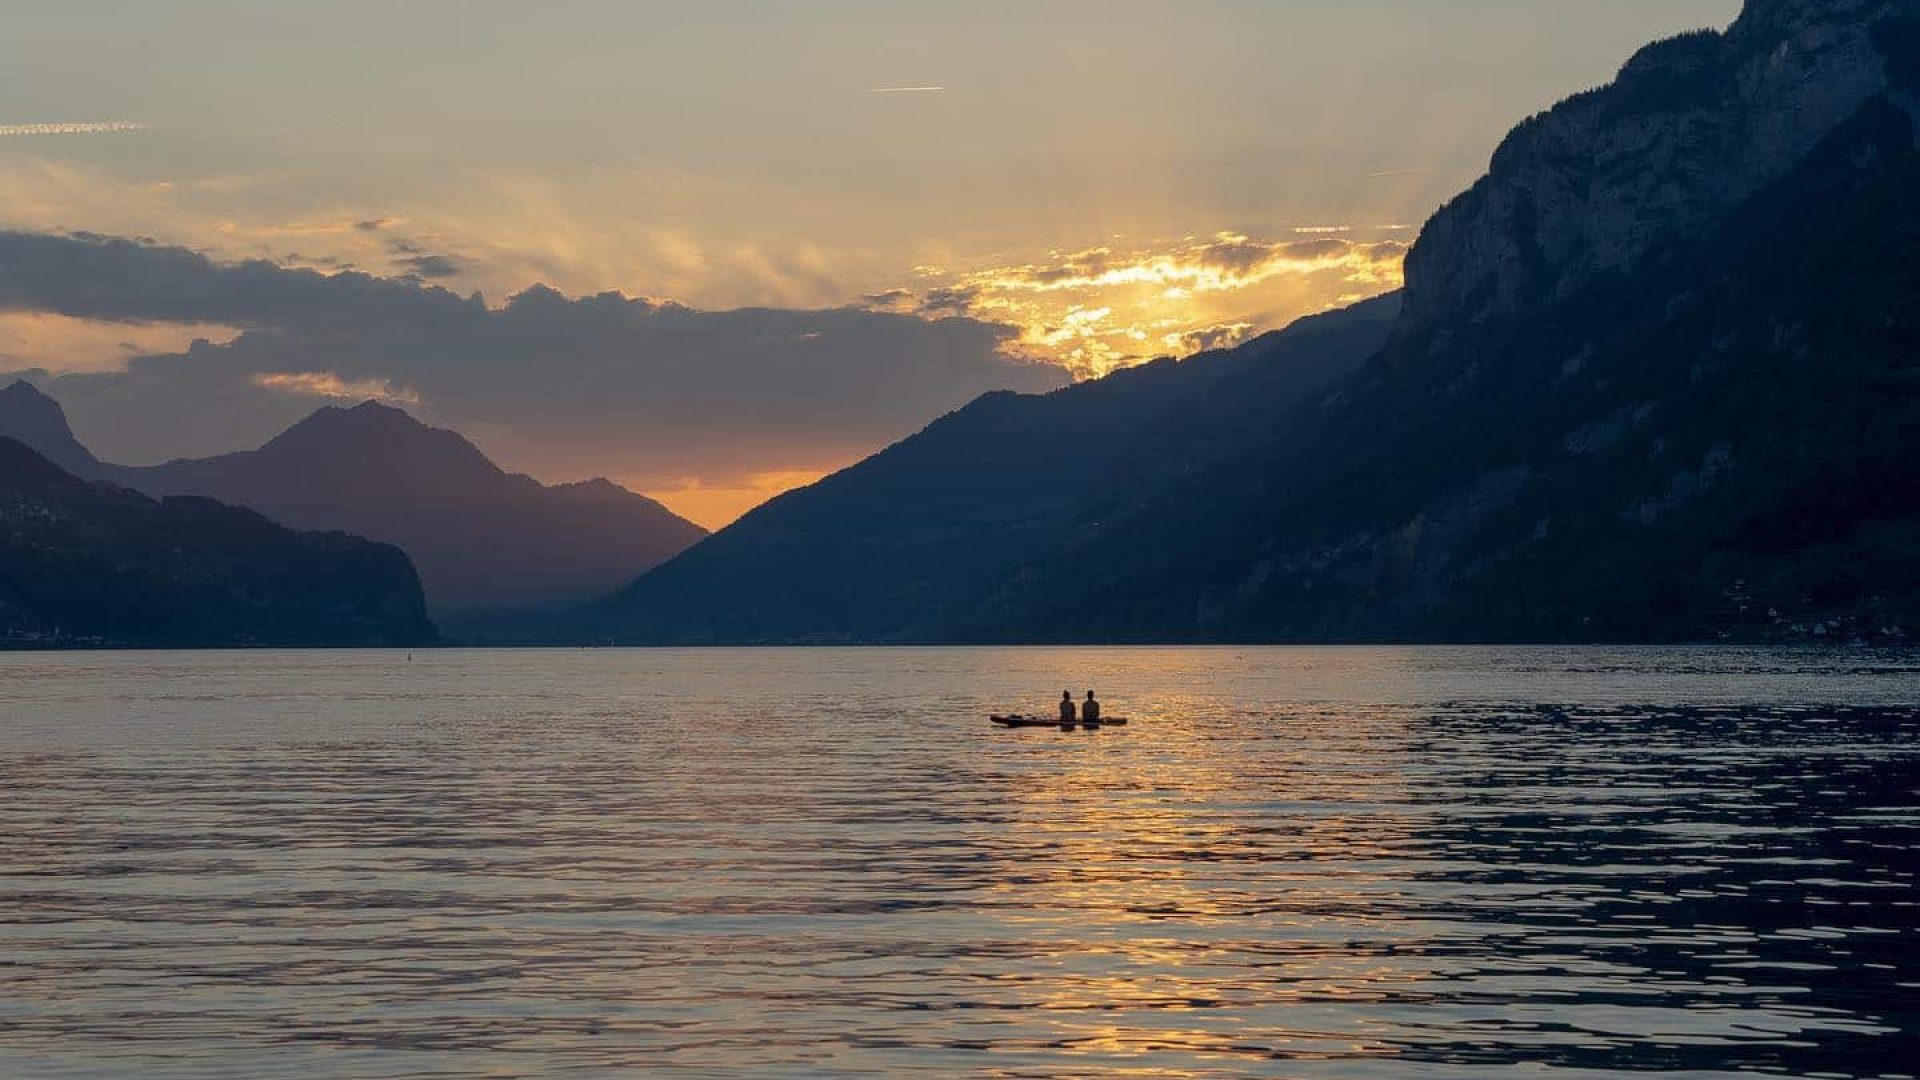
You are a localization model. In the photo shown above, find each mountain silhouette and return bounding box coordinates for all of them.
[0,380,100,477]
[579,294,1401,642]
[0,436,434,647]
[980,0,1920,644]
[0,390,708,618]
[581,0,1919,644]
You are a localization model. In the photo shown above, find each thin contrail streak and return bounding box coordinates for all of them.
[866,86,945,94]
[0,121,148,137]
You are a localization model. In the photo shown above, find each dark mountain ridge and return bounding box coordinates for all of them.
[980,0,1920,643]
[586,0,1919,645]
[583,294,1401,643]
[0,436,434,648]
[997,95,1920,643]
[1401,0,1912,334]
[0,390,709,617]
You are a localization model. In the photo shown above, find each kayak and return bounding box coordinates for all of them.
[991,715,1130,728]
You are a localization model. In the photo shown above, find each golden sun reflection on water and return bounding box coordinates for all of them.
[970,706,1436,1066]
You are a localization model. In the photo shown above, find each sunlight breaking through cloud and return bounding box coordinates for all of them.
[885,231,1409,377]
[252,371,420,405]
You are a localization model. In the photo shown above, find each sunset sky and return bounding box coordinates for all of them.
[0,0,1739,527]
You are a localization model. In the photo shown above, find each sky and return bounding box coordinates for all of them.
[0,0,1741,527]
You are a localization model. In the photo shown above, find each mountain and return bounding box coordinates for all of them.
[0,391,708,618]
[582,293,1401,643]
[1400,0,1911,336]
[588,0,1919,644]
[0,436,434,648]
[0,380,100,476]
[977,0,1920,643]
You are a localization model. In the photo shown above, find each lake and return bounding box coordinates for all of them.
[1,646,1916,1078]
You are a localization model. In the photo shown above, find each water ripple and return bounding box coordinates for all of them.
[1,647,1916,1078]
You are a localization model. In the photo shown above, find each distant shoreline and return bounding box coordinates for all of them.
[5,638,1911,653]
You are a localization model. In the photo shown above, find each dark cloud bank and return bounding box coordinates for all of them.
[0,231,1069,487]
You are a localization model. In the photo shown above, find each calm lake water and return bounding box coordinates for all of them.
[1,647,1916,1078]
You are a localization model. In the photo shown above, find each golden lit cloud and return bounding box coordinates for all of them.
[0,157,911,314]
[0,158,1408,385]
[251,371,420,405]
[894,231,1409,377]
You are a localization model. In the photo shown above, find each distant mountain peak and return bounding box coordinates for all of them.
[1,379,63,413]
[295,398,428,432]
[0,378,101,476]
[556,477,629,495]
[276,399,454,445]
[2,383,707,619]
[249,400,507,496]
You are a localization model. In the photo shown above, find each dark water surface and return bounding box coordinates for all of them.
[1,647,1916,1078]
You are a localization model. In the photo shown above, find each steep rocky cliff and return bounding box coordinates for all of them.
[1401,0,1917,333]
[984,0,1920,643]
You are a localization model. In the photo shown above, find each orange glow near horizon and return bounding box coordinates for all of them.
[645,469,830,532]
[1,228,1410,532]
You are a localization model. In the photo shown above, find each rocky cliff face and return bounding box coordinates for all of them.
[965,0,1920,644]
[1401,0,1916,333]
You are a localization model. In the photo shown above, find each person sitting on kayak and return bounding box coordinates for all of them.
[1083,691,1101,722]
[1059,691,1077,723]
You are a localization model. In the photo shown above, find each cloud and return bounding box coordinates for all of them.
[0,230,471,333]
[0,160,513,299]
[944,233,1402,298]
[395,253,462,279]
[0,231,1069,502]
[887,231,1407,377]
[252,371,420,405]
[0,121,146,137]
[859,288,916,310]
[917,286,980,316]
[1163,322,1255,354]
[0,310,240,372]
